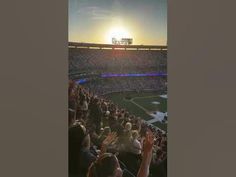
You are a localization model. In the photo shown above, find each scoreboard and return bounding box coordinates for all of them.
[112,38,133,45]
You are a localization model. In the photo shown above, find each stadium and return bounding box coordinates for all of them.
[69,42,167,177]
[69,42,167,131]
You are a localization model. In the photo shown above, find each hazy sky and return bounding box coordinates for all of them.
[69,0,167,45]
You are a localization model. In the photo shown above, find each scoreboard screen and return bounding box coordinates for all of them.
[112,38,133,45]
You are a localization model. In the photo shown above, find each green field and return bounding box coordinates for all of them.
[104,91,167,131]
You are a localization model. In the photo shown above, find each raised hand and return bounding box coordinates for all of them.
[137,129,155,177]
[102,132,118,147]
[143,129,154,154]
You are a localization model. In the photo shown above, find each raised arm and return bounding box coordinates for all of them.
[137,129,154,177]
[99,132,117,156]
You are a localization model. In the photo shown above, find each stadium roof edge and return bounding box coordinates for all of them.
[68,42,167,50]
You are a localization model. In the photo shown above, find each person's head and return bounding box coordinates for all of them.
[103,126,111,136]
[87,153,123,177]
[105,110,110,116]
[125,122,132,131]
[131,130,139,140]
[69,123,90,174]
[94,97,99,104]
[69,123,90,150]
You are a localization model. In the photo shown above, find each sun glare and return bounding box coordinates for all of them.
[106,26,131,44]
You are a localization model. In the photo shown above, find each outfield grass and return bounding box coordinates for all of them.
[105,92,154,121]
[104,91,167,131]
[133,96,167,113]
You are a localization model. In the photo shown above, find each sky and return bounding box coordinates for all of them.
[69,0,167,45]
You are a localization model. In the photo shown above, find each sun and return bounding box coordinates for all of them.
[106,26,131,44]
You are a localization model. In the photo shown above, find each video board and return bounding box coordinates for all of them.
[112,38,133,45]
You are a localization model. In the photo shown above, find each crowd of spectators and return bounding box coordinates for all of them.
[82,77,167,96]
[69,80,167,177]
[69,48,167,74]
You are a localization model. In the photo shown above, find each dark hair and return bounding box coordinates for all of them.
[68,109,75,126]
[88,153,118,177]
[69,124,87,174]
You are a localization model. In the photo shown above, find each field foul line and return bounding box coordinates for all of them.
[129,100,149,113]
[131,95,160,101]
[123,95,159,114]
